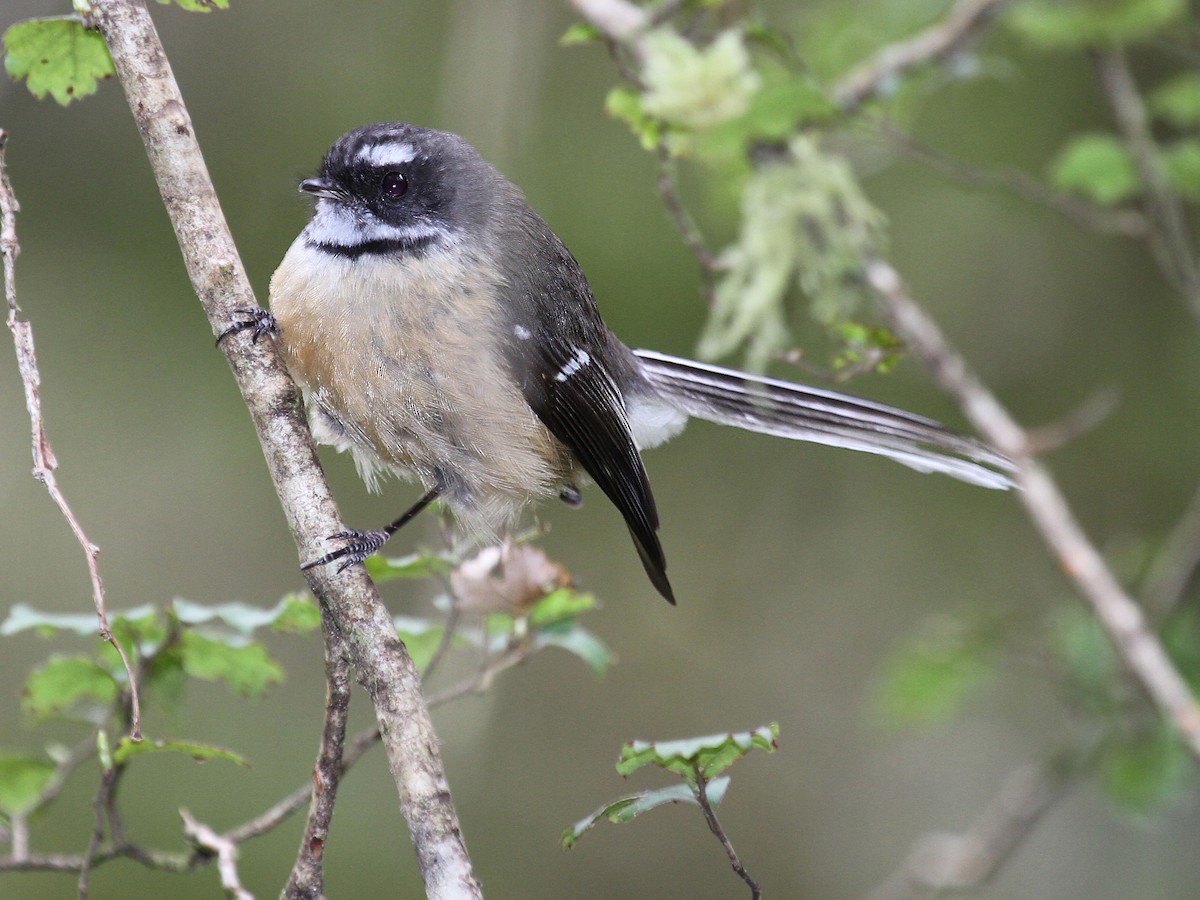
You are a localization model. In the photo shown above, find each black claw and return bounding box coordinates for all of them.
[301,529,390,572]
[216,308,278,346]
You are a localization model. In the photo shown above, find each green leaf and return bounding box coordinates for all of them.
[698,73,836,160]
[1150,73,1200,128]
[560,22,605,46]
[1052,606,1119,703]
[1100,722,1189,816]
[112,736,249,767]
[605,86,662,151]
[155,0,230,10]
[179,631,283,697]
[528,588,597,629]
[3,17,115,105]
[393,616,449,673]
[366,549,452,582]
[1162,609,1200,694]
[23,656,118,719]
[270,593,322,633]
[173,598,283,635]
[3,603,103,637]
[144,643,187,710]
[1162,140,1200,201]
[0,755,56,816]
[561,777,730,849]
[873,618,995,728]
[617,724,778,782]
[1008,0,1185,49]
[535,624,614,677]
[1050,134,1139,205]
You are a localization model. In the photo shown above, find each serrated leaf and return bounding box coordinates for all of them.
[1008,0,1185,49]
[3,17,114,105]
[173,598,282,635]
[271,593,321,633]
[112,736,249,767]
[560,22,605,46]
[873,619,995,728]
[1100,723,1189,816]
[561,777,730,849]
[23,656,118,719]
[1150,73,1200,128]
[179,631,283,697]
[366,549,452,582]
[0,755,56,816]
[393,616,449,673]
[617,724,778,782]
[1163,140,1200,201]
[1050,134,1139,205]
[2,603,103,637]
[534,623,614,677]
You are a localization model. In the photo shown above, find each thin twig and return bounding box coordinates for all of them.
[283,609,353,899]
[1091,48,1200,316]
[865,757,1073,900]
[568,0,650,61]
[864,257,1200,763]
[1141,482,1200,619]
[425,640,535,708]
[692,764,760,899]
[0,131,142,741]
[877,122,1150,240]
[656,149,720,306]
[181,809,253,900]
[833,0,1012,110]
[78,762,120,899]
[83,3,479,895]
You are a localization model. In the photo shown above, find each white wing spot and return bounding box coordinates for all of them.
[514,324,532,340]
[554,348,591,382]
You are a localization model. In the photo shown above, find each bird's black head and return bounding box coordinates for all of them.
[300,122,500,259]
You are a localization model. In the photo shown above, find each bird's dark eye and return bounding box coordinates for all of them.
[381,171,408,199]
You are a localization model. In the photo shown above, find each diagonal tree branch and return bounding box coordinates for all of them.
[833,0,1013,110]
[82,2,480,896]
[864,257,1200,762]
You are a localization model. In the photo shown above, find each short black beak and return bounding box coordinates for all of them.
[299,177,343,200]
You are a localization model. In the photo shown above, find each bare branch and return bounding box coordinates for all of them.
[876,122,1150,240]
[0,131,142,741]
[568,0,650,59]
[656,150,720,306]
[181,810,253,900]
[833,0,1012,110]
[866,758,1073,900]
[84,2,479,895]
[283,610,354,899]
[1092,49,1200,315]
[692,765,761,900]
[864,257,1200,762]
[1141,482,1200,619]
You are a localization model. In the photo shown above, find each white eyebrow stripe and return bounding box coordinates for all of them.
[355,142,417,168]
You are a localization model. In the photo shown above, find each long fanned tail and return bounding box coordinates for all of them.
[633,350,1016,491]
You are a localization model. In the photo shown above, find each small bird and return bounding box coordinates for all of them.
[261,122,1013,604]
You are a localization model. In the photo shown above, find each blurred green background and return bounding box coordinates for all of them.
[2,1,1199,897]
